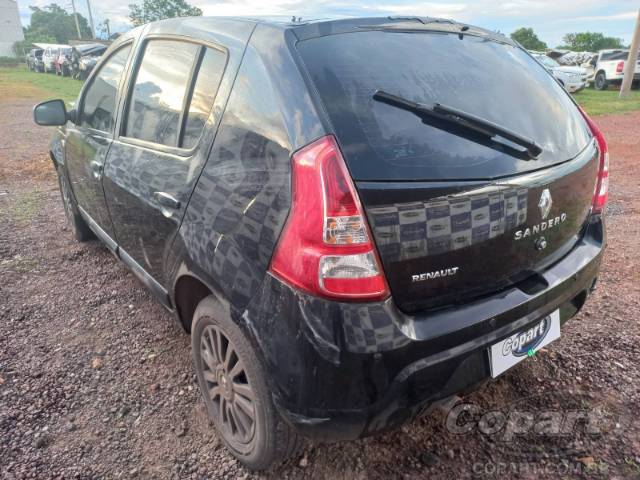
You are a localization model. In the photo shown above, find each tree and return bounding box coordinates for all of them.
[510,28,547,51]
[129,0,202,26]
[561,32,625,52]
[21,4,92,44]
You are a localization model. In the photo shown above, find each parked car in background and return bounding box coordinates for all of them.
[55,47,73,76]
[72,44,108,80]
[34,16,607,470]
[42,47,59,73]
[26,48,44,72]
[584,49,640,90]
[532,53,588,93]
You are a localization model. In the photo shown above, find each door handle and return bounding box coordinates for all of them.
[90,160,103,179]
[154,192,181,210]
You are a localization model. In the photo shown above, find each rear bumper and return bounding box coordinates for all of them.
[246,215,605,441]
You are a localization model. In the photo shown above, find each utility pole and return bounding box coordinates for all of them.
[70,0,82,39]
[105,19,111,39]
[86,0,96,39]
[620,9,640,97]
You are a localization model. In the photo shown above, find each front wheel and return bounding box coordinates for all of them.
[594,72,608,90]
[57,169,94,242]
[191,296,302,470]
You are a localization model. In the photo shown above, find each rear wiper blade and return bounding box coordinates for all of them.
[373,90,542,160]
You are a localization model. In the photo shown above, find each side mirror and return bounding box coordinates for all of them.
[33,99,68,126]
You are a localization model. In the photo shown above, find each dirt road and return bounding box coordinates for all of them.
[1,98,639,479]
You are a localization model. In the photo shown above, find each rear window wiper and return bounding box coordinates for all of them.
[373,90,542,160]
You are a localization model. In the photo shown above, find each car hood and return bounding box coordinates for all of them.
[554,66,586,74]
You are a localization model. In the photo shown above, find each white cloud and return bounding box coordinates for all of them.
[17,0,638,44]
[565,10,638,22]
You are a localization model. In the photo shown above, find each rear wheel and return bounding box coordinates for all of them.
[57,169,94,242]
[191,296,302,470]
[594,72,608,90]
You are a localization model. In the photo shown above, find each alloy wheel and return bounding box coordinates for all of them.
[200,325,257,453]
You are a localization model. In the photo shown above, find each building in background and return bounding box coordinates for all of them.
[0,0,23,56]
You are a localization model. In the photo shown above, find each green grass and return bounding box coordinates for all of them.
[11,189,42,224]
[0,66,82,104]
[573,88,640,116]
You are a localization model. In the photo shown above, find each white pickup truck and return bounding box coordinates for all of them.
[584,49,640,90]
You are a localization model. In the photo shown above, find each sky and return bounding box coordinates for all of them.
[17,0,639,47]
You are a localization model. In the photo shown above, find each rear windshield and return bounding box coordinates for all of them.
[600,51,638,61]
[297,30,592,181]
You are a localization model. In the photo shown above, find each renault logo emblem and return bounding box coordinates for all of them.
[538,189,552,220]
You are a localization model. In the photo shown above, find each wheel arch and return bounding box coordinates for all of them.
[173,274,214,333]
[49,150,60,171]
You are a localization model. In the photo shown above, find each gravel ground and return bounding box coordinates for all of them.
[1,99,639,479]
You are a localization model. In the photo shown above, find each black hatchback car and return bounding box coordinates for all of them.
[34,16,608,470]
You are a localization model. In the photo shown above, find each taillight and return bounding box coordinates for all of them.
[616,61,624,73]
[269,135,390,301]
[578,107,609,214]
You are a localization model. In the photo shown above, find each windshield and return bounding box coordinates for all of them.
[297,30,591,181]
[536,55,560,68]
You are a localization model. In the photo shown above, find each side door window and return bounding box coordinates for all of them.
[80,45,132,133]
[124,40,199,147]
[123,40,226,150]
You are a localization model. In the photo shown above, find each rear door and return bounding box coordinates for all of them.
[64,43,133,240]
[296,25,597,313]
[103,38,228,283]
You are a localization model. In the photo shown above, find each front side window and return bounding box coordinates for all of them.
[81,45,132,133]
[124,40,227,149]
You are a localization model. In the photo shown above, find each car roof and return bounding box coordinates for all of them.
[126,15,510,43]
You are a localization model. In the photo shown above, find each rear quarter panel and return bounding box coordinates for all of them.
[167,24,325,324]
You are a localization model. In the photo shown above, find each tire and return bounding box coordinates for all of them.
[594,72,608,91]
[57,169,95,242]
[191,296,303,471]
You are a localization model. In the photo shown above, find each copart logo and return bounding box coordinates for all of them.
[444,391,631,446]
[502,317,551,357]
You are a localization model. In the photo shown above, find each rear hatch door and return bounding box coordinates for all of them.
[296,22,597,313]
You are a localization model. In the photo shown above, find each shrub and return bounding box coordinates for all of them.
[0,56,22,67]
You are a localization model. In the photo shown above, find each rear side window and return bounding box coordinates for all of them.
[297,31,592,181]
[81,45,132,133]
[124,40,226,149]
[125,40,199,147]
